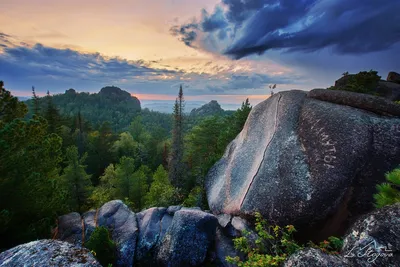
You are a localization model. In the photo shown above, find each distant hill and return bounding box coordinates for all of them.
[190,100,224,117]
[26,86,141,131]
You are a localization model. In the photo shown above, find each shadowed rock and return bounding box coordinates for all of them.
[284,248,349,267]
[57,212,83,245]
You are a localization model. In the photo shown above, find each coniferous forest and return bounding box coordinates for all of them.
[0,81,252,251]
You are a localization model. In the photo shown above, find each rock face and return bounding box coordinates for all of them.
[157,209,218,267]
[283,203,400,266]
[190,100,224,117]
[341,203,400,266]
[387,72,400,84]
[206,90,400,239]
[284,248,349,267]
[0,240,101,267]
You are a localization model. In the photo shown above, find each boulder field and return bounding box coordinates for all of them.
[1,88,400,266]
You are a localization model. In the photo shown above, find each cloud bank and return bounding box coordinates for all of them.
[172,0,400,59]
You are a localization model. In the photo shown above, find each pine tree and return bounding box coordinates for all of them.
[45,90,62,134]
[374,168,400,208]
[169,85,185,188]
[0,81,27,124]
[31,86,41,115]
[61,146,93,213]
[145,165,174,208]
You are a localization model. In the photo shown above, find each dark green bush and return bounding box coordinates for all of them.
[85,226,116,266]
[329,70,381,95]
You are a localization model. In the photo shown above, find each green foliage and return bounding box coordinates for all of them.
[90,164,117,208]
[61,146,93,213]
[183,186,205,208]
[226,212,343,267]
[0,110,66,248]
[374,168,400,208]
[145,165,175,208]
[329,70,381,95]
[85,226,116,267]
[0,81,28,125]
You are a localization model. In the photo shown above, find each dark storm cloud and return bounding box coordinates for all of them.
[170,23,199,47]
[172,0,400,59]
[201,6,228,32]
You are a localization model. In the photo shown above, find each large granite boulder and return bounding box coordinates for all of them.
[206,90,400,239]
[341,203,400,266]
[0,240,101,267]
[157,209,218,267]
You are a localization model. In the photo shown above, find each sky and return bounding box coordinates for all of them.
[1,0,399,108]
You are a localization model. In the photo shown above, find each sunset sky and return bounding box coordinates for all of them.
[1,0,399,107]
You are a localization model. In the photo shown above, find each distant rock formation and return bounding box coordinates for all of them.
[99,86,134,101]
[206,89,400,241]
[190,100,224,117]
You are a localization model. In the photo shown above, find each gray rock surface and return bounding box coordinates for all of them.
[206,90,400,239]
[82,210,96,242]
[284,248,349,267]
[136,207,171,265]
[309,88,400,116]
[57,212,83,245]
[157,209,218,267]
[214,227,241,267]
[341,203,400,266]
[376,81,400,101]
[96,200,138,267]
[0,240,101,267]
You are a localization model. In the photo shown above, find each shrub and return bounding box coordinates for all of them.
[329,70,381,95]
[85,226,116,266]
[374,168,400,208]
[226,212,343,267]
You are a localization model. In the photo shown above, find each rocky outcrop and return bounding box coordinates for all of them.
[190,100,224,117]
[284,203,400,266]
[53,201,228,267]
[387,72,400,84]
[56,200,138,267]
[206,89,400,240]
[0,240,100,267]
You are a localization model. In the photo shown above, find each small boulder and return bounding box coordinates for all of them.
[0,240,101,267]
[157,209,218,267]
[387,72,400,84]
[166,205,182,215]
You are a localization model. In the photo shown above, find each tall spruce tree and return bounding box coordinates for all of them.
[61,146,93,213]
[31,86,40,115]
[45,90,62,134]
[169,85,185,188]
